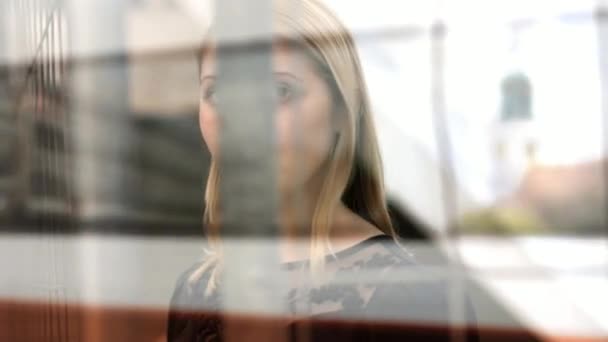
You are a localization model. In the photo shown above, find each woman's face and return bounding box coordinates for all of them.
[199,44,336,194]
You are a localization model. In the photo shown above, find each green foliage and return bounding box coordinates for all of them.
[459,207,547,236]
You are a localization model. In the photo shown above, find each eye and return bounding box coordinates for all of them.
[202,85,216,105]
[276,81,293,102]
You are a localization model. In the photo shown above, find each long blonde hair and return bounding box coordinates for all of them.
[191,0,396,295]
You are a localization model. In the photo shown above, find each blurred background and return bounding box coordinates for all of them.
[0,0,607,341]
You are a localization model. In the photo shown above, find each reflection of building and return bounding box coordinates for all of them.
[0,2,73,220]
[505,158,607,234]
[0,1,206,232]
[0,65,11,214]
[492,72,537,199]
[501,72,533,121]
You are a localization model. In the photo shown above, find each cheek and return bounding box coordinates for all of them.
[276,98,333,179]
[199,104,219,156]
[278,110,331,156]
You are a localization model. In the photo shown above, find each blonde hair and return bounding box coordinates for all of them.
[191,0,396,295]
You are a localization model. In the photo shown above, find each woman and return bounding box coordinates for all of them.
[168,0,478,340]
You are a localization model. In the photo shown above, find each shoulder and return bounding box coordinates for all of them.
[346,234,417,269]
[167,260,223,341]
[361,238,479,340]
[169,260,219,312]
[355,237,445,311]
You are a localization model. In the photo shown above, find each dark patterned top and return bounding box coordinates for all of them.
[167,235,479,342]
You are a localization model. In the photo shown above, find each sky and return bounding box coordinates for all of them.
[322,0,605,207]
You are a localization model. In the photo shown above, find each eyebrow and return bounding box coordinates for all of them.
[200,75,215,83]
[200,71,302,83]
[274,71,302,82]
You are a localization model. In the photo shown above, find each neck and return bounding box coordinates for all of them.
[277,187,350,263]
[277,196,381,263]
[278,176,325,238]
[276,172,384,263]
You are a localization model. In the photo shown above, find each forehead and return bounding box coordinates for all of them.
[200,43,317,77]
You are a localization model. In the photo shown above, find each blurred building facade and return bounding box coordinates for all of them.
[0,0,207,233]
